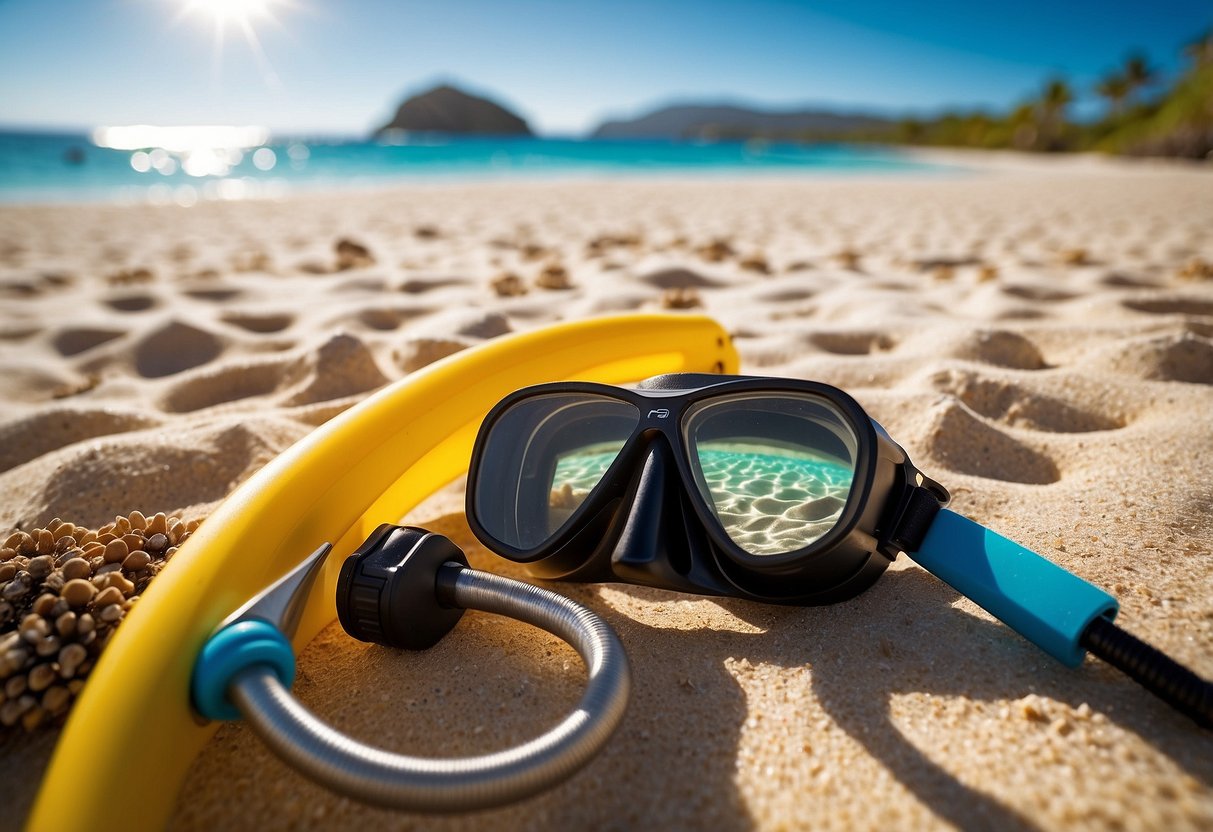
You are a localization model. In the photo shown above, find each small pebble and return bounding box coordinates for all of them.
[98,604,123,624]
[3,533,29,551]
[2,576,30,602]
[36,529,55,554]
[54,549,82,567]
[94,586,124,608]
[32,594,56,617]
[122,550,151,571]
[61,558,91,580]
[697,239,734,262]
[146,533,168,553]
[58,643,86,677]
[96,573,134,596]
[535,263,573,290]
[0,563,17,582]
[61,579,96,607]
[103,539,128,564]
[661,287,703,309]
[28,663,56,692]
[739,253,770,274]
[27,555,53,579]
[19,615,49,642]
[55,611,76,638]
[490,272,527,297]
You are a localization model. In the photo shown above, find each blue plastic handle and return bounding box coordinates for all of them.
[908,509,1118,667]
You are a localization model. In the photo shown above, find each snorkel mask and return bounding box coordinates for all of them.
[468,373,1211,724]
[469,372,948,606]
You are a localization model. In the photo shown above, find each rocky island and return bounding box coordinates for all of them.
[374,84,532,137]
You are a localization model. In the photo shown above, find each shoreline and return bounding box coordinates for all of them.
[3,141,1210,209]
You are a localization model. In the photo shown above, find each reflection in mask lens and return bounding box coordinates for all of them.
[474,394,639,550]
[685,394,858,556]
[549,441,627,530]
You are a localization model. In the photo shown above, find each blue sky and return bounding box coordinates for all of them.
[0,0,1208,136]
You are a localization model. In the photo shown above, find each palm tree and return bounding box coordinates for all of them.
[1036,78,1073,149]
[1095,73,1130,118]
[1122,52,1157,106]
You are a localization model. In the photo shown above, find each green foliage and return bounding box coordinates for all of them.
[855,31,1212,159]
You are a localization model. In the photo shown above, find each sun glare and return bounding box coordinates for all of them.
[174,0,293,87]
[182,0,277,29]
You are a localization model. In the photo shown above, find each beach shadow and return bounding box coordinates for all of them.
[171,515,1211,831]
[598,566,1212,831]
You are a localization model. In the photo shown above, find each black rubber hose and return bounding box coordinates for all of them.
[1080,616,1213,729]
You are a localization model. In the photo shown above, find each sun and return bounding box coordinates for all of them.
[181,0,280,29]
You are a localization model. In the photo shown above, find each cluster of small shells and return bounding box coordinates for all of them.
[0,511,198,730]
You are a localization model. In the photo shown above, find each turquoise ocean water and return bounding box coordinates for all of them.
[0,130,948,204]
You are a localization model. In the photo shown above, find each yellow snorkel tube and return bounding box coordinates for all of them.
[29,313,738,832]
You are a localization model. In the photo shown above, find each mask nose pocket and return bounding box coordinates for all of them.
[611,440,695,584]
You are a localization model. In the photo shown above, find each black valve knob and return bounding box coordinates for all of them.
[336,524,469,649]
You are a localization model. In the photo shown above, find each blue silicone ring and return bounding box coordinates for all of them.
[191,620,296,721]
[908,509,1119,667]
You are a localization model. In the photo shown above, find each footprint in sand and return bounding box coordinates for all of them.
[1122,296,1213,318]
[182,286,244,303]
[284,333,389,406]
[1000,284,1082,303]
[219,311,295,334]
[1091,331,1213,385]
[637,267,724,290]
[392,338,472,373]
[28,421,304,529]
[931,370,1125,433]
[937,329,1048,370]
[161,360,294,413]
[807,330,897,356]
[0,407,160,472]
[925,401,1061,485]
[52,326,125,357]
[352,306,430,332]
[103,293,158,312]
[398,276,464,294]
[133,321,225,378]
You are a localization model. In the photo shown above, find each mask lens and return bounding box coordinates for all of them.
[683,392,859,556]
[473,393,639,550]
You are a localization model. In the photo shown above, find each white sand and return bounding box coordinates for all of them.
[2,158,1212,829]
